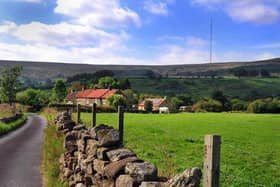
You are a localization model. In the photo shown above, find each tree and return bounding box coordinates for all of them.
[193,99,223,112]
[122,89,137,109]
[260,69,270,77]
[107,94,126,109]
[211,90,229,110]
[119,78,131,90]
[52,79,67,103]
[176,95,193,106]
[230,99,247,111]
[70,81,83,92]
[0,65,22,105]
[247,98,280,113]
[145,70,158,79]
[144,100,153,112]
[233,68,247,78]
[17,88,51,110]
[98,77,119,89]
[170,97,184,111]
[67,70,114,83]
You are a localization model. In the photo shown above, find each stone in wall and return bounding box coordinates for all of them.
[125,162,158,183]
[166,167,202,187]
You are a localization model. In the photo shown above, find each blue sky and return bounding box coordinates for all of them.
[0,0,280,65]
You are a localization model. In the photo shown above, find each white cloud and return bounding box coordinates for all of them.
[158,45,211,64]
[54,0,141,28]
[0,42,154,65]
[0,0,142,65]
[192,0,280,24]
[0,21,128,49]
[0,21,16,33]
[228,1,279,24]
[253,42,280,49]
[256,52,276,60]
[187,36,207,47]
[144,1,169,16]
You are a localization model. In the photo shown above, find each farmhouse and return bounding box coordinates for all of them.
[138,98,169,111]
[65,88,117,106]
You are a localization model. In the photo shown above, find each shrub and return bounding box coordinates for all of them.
[0,114,27,135]
[17,88,51,111]
[231,99,248,111]
[144,100,153,112]
[211,90,230,110]
[107,94,126,109]
[247,98,280,113]
[170,97,183,112]
[193,99,223,112]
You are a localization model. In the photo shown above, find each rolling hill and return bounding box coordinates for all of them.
[0,58,279,81]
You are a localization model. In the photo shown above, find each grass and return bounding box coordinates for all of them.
[77,112,280,186]
[41,109,67,187]
[0,115,27,135]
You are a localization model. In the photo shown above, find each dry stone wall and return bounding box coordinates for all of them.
[55,112,202,187]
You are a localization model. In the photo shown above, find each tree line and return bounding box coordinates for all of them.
[0,65,279,113]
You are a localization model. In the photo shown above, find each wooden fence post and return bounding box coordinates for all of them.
[77,104,81,124]
[118,106,124,146]
[203,135,221,187]
[92,103,97,127]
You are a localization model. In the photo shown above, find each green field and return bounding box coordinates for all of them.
[129,78,280,100]
[77,112,280,186]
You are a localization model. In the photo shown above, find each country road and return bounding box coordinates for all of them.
[0,114,46,187]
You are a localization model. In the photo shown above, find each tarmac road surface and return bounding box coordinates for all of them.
[0,114,46,187]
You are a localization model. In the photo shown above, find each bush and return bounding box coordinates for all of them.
[144,100,153,112]
[0,114,27,135]
[231,99,248,111]
[107,94,126,109]
[17,88,51,111]
[193,99,223,112]
[247,98,280,113]
[211,90,230,110]
[170,97,183,112]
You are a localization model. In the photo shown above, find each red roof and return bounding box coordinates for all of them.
[76,89,117,99]
[139,98,166,107]
[65,91,79,102]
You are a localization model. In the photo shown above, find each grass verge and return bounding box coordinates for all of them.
[0,114,27,135]
[41,108,67,187]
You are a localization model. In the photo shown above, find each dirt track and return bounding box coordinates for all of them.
[0,114,46,187]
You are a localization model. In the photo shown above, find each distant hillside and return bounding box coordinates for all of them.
[0,58,279,81]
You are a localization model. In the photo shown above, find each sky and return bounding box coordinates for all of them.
[0,0,280,65]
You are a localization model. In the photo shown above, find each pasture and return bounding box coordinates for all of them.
[77,112,280,186]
